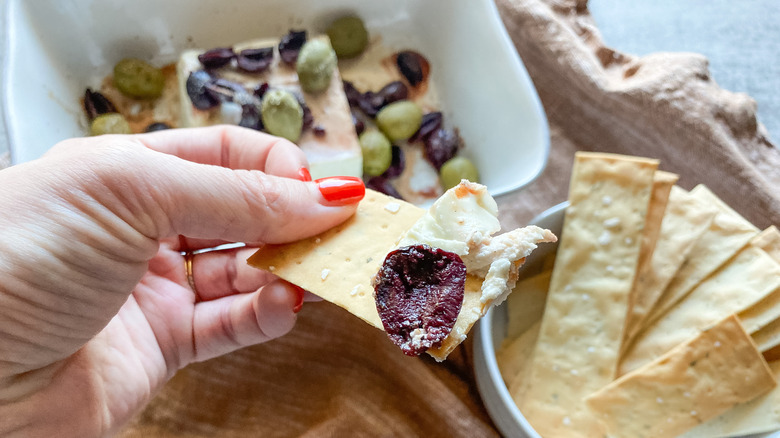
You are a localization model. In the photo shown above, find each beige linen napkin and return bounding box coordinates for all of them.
[2,0,777,436]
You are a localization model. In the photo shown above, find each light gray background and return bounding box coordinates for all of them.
[590,0,780,145]
[2,1,778,161]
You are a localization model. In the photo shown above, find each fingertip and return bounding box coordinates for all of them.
[253,280,299,339]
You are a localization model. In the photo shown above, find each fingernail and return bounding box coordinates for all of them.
[297,167,312,182]
[316,176,365,206]
[292,285,306,313]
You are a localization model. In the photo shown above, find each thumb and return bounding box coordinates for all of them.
[104,148,364,244]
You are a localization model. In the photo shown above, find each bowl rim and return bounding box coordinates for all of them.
[474,201,568,438]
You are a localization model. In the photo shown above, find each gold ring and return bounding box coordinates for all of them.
[183,251,197,293]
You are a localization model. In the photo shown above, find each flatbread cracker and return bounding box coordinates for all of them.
[753,316,780,353]
[737,227,780,334]
[586,315,776,438]
[622,186,717,348]
[645,185,758,325]
[681,360,780,438]
[619,240,780,375]
[248,185,554,361]
[519,152,658,438]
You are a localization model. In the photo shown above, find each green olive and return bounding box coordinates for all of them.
[296,39,338,93]
[375,100,423,142]
[439,156,479,190]
[261,89,304,142]
[359,129,392,176]
[113,58,165,99]
[326,15,369,59]
[90,113,132,136]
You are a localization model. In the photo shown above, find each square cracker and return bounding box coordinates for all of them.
[586,315,776,438]
[622,186,717,348]
[681,360,780,438]
[619,234,780,375]
[646,185,759,325]
[519,152,658,438]
[247,189,496,361]
[737,226,780,333]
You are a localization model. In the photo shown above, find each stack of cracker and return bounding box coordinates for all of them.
[498,152,780,438]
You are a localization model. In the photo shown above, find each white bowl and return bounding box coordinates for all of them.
[1,0,549,198]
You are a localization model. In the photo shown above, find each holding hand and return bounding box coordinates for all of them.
[0,126,364,437]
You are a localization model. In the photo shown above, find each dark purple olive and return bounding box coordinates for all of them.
[144,122,172,132]
[278,30,307,64]
[425,128,461,170]
[239,103,262,130]
[410,112,442,142]
[198,47,236,69]
[83,88,117,121]
[351,110,365,135]
[358,91,383,117]
[342,80,362,107]
[206,78,250,103]
[366,176,404,200]
[186,70,219,110]
[313,125,326,137]
[381,145,405,179]
[296,96,314,130]
[377,81,408,106]
[396,51,428,87]
[254,82,270,99]
[237,47,273,73]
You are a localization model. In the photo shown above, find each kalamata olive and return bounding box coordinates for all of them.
[440,156,479,190]
[83,88,117,121]
[90,113,132,136]
[254,82,270,99]
[410,112,442,142]
[374,244,465,356]
[239,103,262,130]
[144,122,171,132]
[366,176,403,200]
[381,145,405,179]
[359,129,393,176]
[298,96,314,130]
[237,47,273,73]
[296,39,337,93]
[358,91,382,117]
[113,58,165,99]
[424,128,460,170]
[377,81,408,106]
[375,100,423,142]
[198,47,236,69]
[351,110,365,135]
[343,81,362,107]
[396,51,429,87]
[261,89,303,142]
[205,78,247,102]
[313,125,326,137]
[186,70,219,110]
[278,30,307,64]
[327,15,369,59]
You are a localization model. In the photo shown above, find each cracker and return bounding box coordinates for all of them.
[505,271,551,339]
[622,186,717,348]
[519,152,658,438]
[586,315,776,438]
[681,360,780,438]
[248,186,554,361]
[645,185,759,325]
[753,316,780,353]
[737,227,780,334]
[619,236,780,375]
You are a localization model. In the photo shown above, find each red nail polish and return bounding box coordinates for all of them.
[297,167,312,182]
[292,285,306,313]
[316,176,365,205]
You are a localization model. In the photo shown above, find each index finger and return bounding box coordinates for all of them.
[135,125,308,179]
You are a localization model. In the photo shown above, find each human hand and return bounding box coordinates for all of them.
[0,126,364,437]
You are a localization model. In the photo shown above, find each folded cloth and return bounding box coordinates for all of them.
[10,0,763,436]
